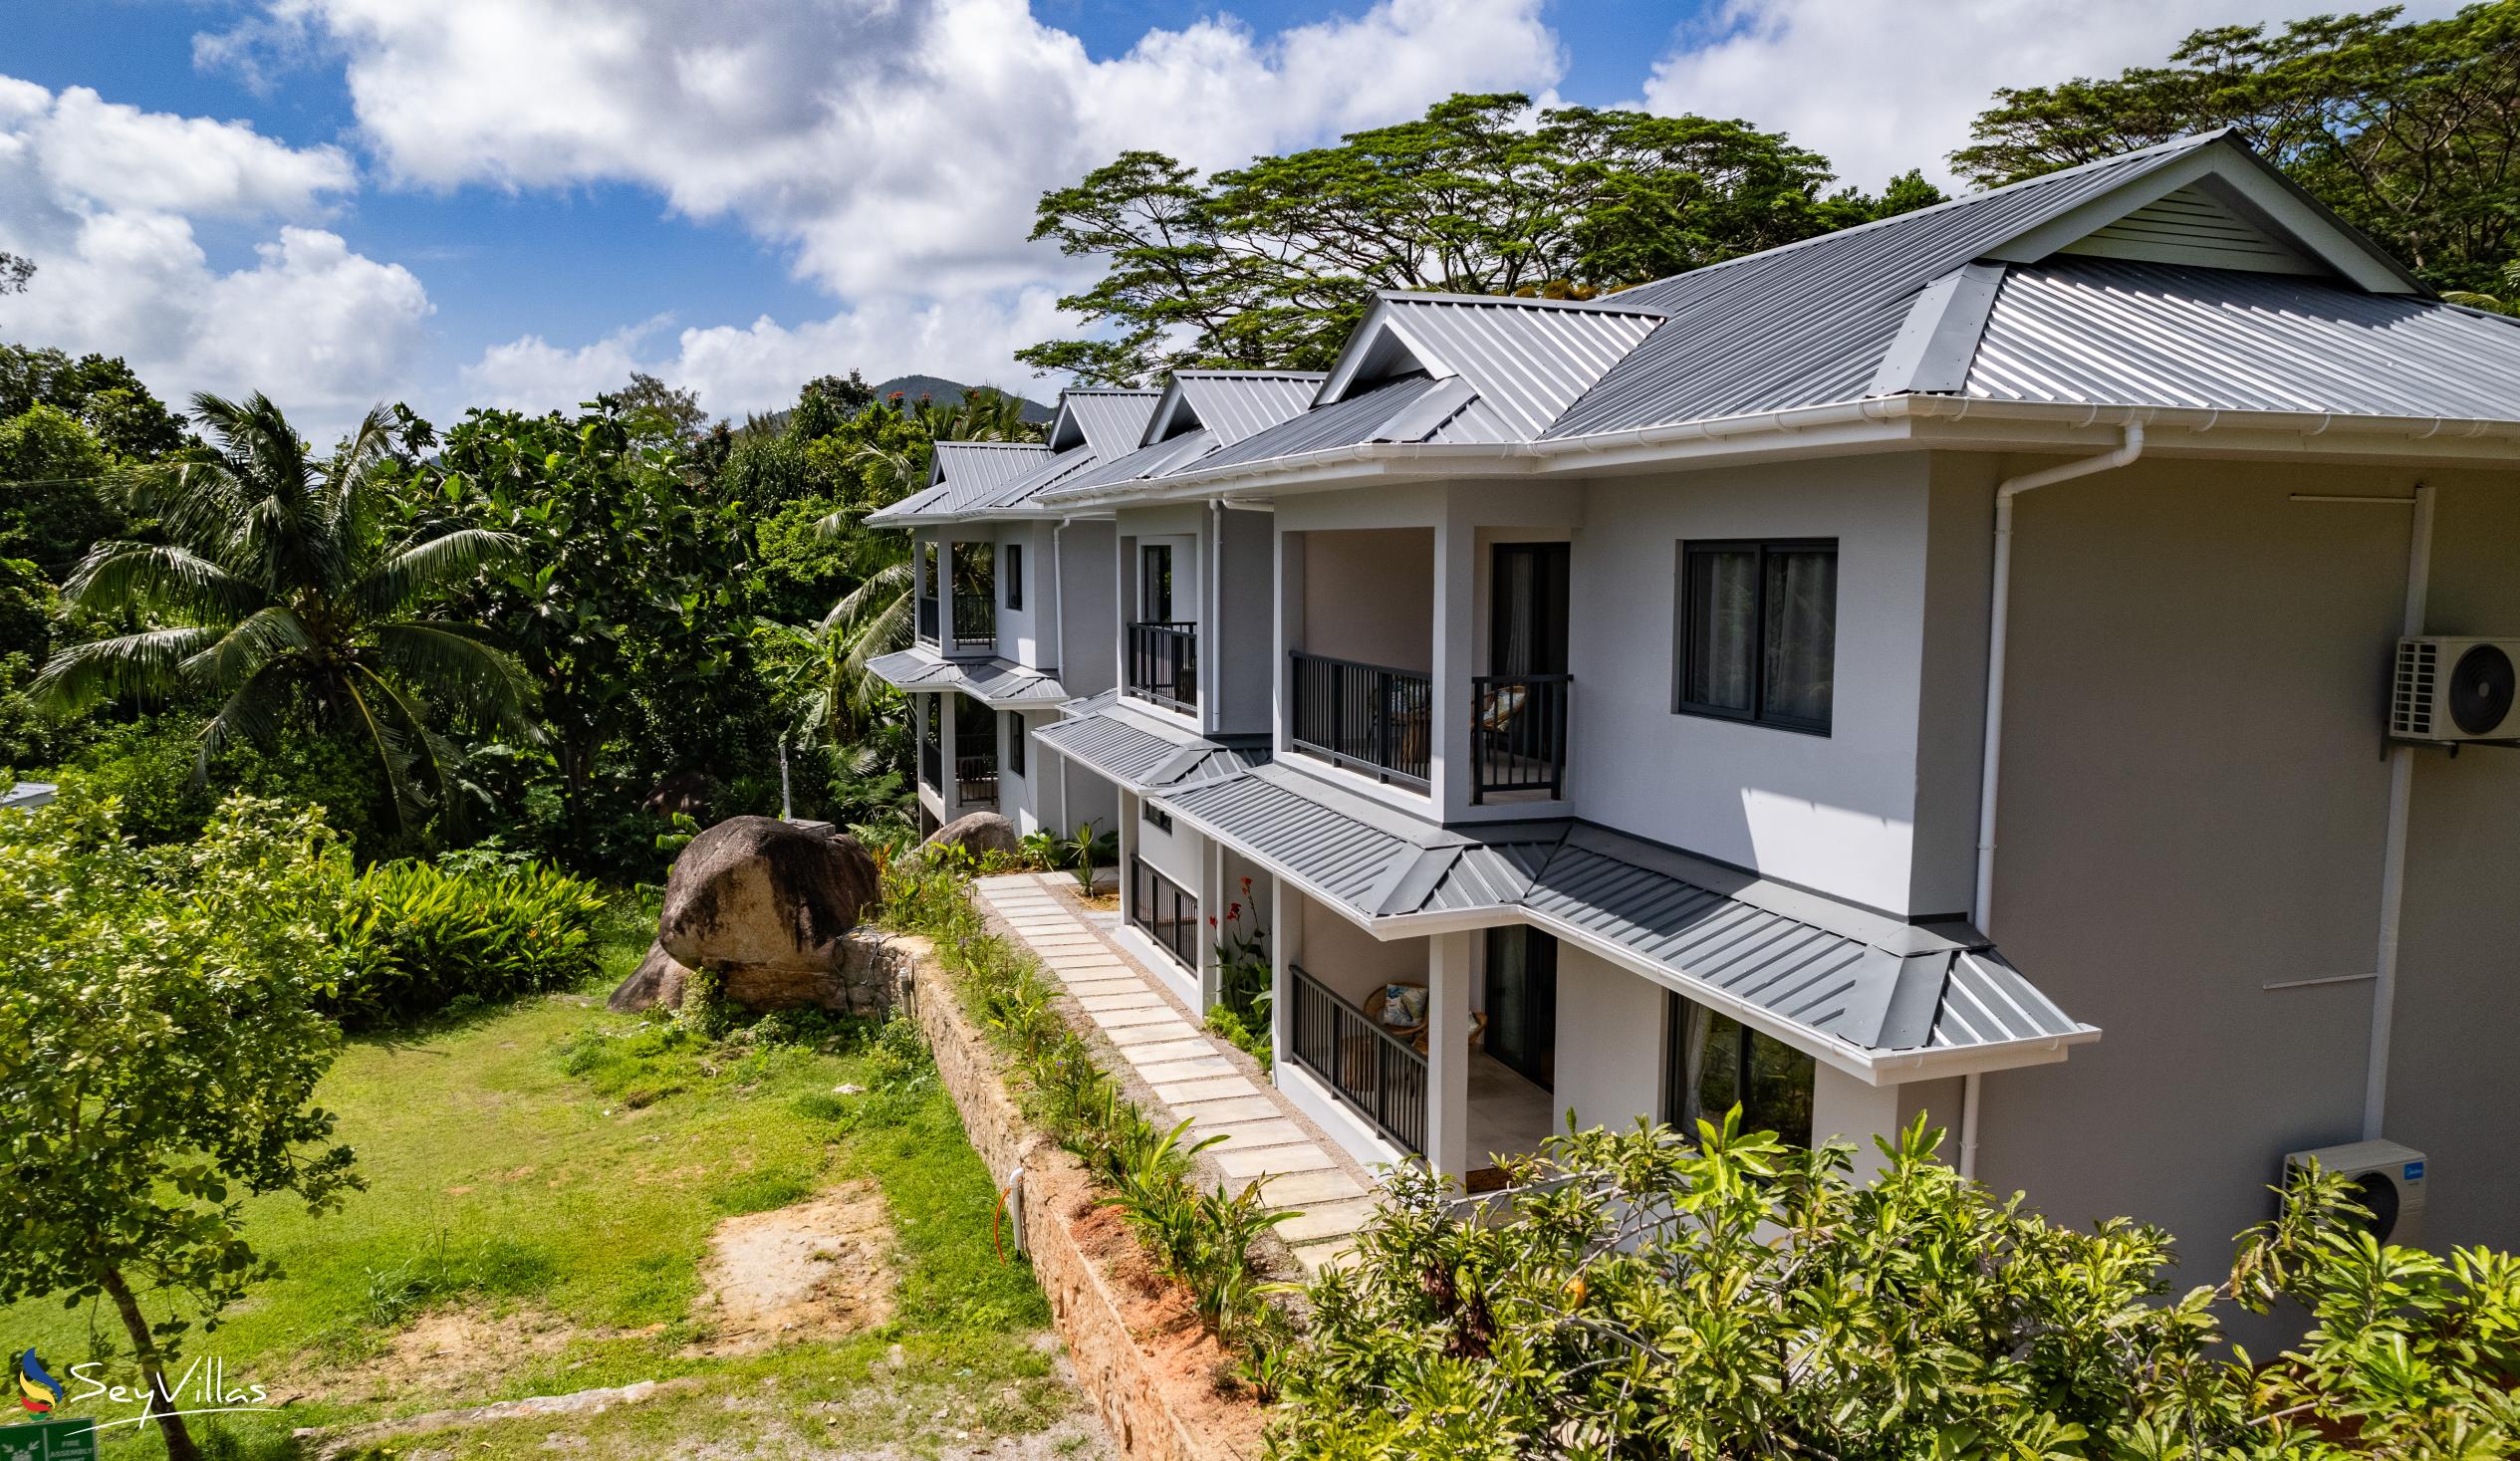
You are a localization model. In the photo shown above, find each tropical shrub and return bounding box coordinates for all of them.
[1273,1113,2520,1459]
[329,858,608,1027]
[0,788,360,1461]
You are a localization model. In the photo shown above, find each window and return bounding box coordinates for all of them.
[1662,994,1815,1148]
[1005,710,1025,778]
[1131,855,1196,969]
[1140,544,1173,622]
[1005,543,1024,609]
[1142,803,1172,834]
[1675,539,1837,733]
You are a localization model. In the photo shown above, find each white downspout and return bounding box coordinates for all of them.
[1963,421,2145,1178]
[2365,483,2434,1139]
[1206,498,1224,733]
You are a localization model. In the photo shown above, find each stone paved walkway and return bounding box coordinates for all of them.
[972,871,1380,1272]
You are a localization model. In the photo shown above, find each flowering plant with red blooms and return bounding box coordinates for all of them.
[1213,879,1269,1019]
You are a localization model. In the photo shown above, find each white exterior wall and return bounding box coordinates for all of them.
[993,520,1048,666]
[1568,454,1936,914]
[1552,942,1663,1134]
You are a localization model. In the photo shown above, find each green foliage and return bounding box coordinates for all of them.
[1063,819,1116,895]
[1023,94,1939,384]
[0,789,361,1461]
[0,554,52,661]
[0,343,192,462]
[1273,1113,2520,1460]
[1955,3,2520,292]
[882,854,1295,1390]
[1204,1005,1270,1072]
[327,858,609,1028]
[48,709,393,854]
[36,392,537,836]
[0,402,120,572]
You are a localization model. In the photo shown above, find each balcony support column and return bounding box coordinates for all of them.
[938,692,960,820]
[1197,837,1225,1013]
[1269,876,1296,1087]
[1425,930,1473,1184]
[1430,511,1475,818]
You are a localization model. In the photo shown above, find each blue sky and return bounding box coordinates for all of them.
[0,0,2436,441]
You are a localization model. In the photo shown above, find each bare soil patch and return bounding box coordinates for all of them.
[687,1178,898,1354]
[1065,1193,1267,1452]
[292,1305,582,1406]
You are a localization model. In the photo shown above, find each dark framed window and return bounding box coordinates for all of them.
[1130,855,1196,969]
[1140,544,1173,622]
[1661,993,1815,1148]
[1675,539,1837,733]
[1005,710,1025,778]
[1005,543,1024,609]
[1142,803,1172,834]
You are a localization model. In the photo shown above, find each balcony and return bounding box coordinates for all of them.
[1130,855,1197,969]
[916,596,939,644]
[954,754,998,810]
[1287,963,1426,1155]
[1289,650,1430,791]
[1471,673,1570,802]
[951,596,995,651]
[1127,620,1198,714]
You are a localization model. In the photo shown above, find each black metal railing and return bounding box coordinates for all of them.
[1471,673,1571,802]
[1130,855,1197,970]
[919,733,941,791]
[1289,964,1426,1155]
[1290,650,1432,790]
[954,755,998,809]
[916,597,939,643]
[952,595,995,649]
[1127,620,1199,713]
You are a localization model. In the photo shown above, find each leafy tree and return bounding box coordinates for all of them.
[34,393,535,829]
[1954,4,2520,291]
[0,252,30,294]
[784,369,877,441]
[612,369,712,443]
[1023,94,1934,384]
[0,790,361,1461]
[424,399,764,860]
[0,403,121,573]
[1276,1113,2520,1459]
[0,344,192,462]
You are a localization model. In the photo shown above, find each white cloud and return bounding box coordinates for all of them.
[458,289,1073,423]
[1643,0,2466,191]
[0,79,427,444]
[245,0,1563,298]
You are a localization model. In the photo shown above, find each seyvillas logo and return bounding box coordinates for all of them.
[13,1351,61,1415]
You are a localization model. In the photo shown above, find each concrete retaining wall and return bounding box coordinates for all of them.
[900,937,1265,1461]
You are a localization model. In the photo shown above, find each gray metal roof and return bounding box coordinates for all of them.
[931,440,1053,492]
[1146,763,2091,1063]
[866,648,1067,707]
[1356,294,1664,439]
[1052,428,1219,496]
[1054,390,1162,459]
[1965,257,2520,419]
[1544,132,2236,438]
[975,442,1103,511]
[1159,370,1329,445]
[4,781,59,812]
[1160,373,1443,477]
[1032,690,1270,792]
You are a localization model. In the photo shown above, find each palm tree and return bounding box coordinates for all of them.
[35,392,535,829]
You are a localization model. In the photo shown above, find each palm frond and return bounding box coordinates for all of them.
[370,621,542,739]
[181,605,314,696]
[341,665,431,832]
[61,541,270,621]
[29,626,225,712]
[193,657,299,774]
[356,528,522,614]
[818,559,913,630]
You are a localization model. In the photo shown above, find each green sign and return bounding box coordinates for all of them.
[0,1417,96,1461]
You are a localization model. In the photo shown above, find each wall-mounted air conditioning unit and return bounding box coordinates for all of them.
[2284,1138,2426,1246]
[2391,637,2519,742]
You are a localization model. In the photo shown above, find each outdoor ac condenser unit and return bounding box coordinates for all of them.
[2391,636,2520,742]
[2284,1139,2427,1246]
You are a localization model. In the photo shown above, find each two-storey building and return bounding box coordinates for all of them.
[880,130,2520,1259]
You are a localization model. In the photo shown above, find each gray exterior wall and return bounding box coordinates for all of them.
[1056,519,1119,695]
[1300,527,1435,673]
[1216,506,1276,736]
[1969,456,2520,1255]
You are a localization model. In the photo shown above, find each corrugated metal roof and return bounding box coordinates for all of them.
[975,442,1103,512]
[1161,373,1443,478]
[1965,257,2520,418]
[1143,762,2091,1061]
[864,481,949,525]
[1545,132,2231,438]
[1164,370,1329,445]
[867,648,1067,706]
[931,441,1053,491]
[1058,390,1162,459]
[1033,690,1269,792]
[1053,428,1219,496]
[1367,294,1663,438]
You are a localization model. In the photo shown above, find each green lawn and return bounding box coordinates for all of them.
[0,925,1096,1459]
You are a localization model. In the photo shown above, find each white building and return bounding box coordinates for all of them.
[871,131,2520,1257]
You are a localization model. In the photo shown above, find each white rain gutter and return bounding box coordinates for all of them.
[2365,483,2435,1139]
[1957,420,2146,1177]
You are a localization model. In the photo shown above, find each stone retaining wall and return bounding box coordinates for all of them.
[900,937,1266,1461]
